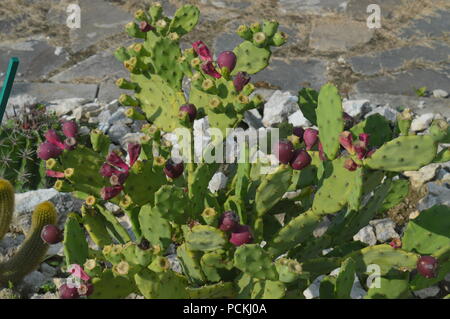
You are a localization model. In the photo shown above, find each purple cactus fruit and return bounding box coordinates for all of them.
[201,61,222,79]
[41,224,63,244]
[164,159,184,179]
[106,151,129,171]
[37,142,63,160]
[303,129,318,151]
[100,185,124,201]
[339,131,354,154]
[233,72,250,92]
[217,51,237,73]
[353,141,367,160]
[230,225,253,246]
[417,256,438,278]
[359,133,370,147]
[100,163,120,178]
[46,170,65,178]
[293,127,305,140]
[219,211,240,232]
[62,120,78,138]
[44,130,65,150]
[343,112,354,130]
[344,158,358,171]
[179,104,197,122]
[290,149,312,170]
[276,140,294,164]
[139,21,154,32]
[192,41,213,62]
[59,284,80,299]
[127,143,142,167]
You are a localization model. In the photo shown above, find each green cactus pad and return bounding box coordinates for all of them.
[316,83,344,160]
[89,270,136,299]
[187,282,236,299]
[335,257,356,299]
[177,243,206,284]
[312,158,363,215]
[154,185,187,224]
[82,206,113,248]
[255,164,292,217]
[381,179,409,211]
[297,88,319,126]
[232,41,271,75]
[364,135,437,172]
[366,270,411,299]
[168,5,200,36]
[234,244,278,281]
[402,205,450,255]
[186,225,227,252]
[63,213,89,267]
[135,268,189,299]
[139,205,172,249]
[275,258,303,284]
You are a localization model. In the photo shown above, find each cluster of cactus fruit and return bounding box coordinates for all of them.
[0,103,60,192]
[0,3,448,299]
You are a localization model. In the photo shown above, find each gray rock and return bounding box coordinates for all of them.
[433,89,449,98]
[370,218,399,243]
[243,109,264,129]
[365,106,398,123]
[410,113,435,132]
[108,124,131,144]
[354,69,450,97]
[108,107,133,126]
[18,271,49,295]
[288,110,311,127]
[208,172,228,193]
[418,182,450,211]
[348,43,450,76]
[404,163,441,189]
[303,275,326,299]
[309,18,373,52]
[51,50,128,83]
[342,99,372,118]
[67,0,131,53]
[0,233,25,257]
[262,90,299,127]
[279,0,347,14]
[252,58,328,92]
[97,80,123,103]
[46,98,90,116]
[0,37,68,81]
[40,263,57,277]
[213,32,242,57]
[346,0,402,20]
[167,254,183,274]
[353,225,377,246]
[313,217,331,238]
[3,83,98,104]
[400,9,450,39]
[30,292,59,299]
[413,286,441,299]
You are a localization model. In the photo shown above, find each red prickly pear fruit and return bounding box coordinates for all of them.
[359,133,370,147]
[353,141,367,160]
[233,72,250,92]
[344,158,358,171]
[303,129,318,150]
[37,142,63,160]
[201,61,222,79]
[192,41,213,62]
[276,140,294,164]
[64,137,77,150]
[290,149,311,170]
[106,151,129,171]
[59,284,80,299]
[219,211,240,232]
[139,21,154,32]
[293,127,305,140]
[100,163,120,178]
[339,131,354,154]
[318,142,327,161]
[230,225,253,246]
[417,256,438,278]
[46,170,65,178]
[44,130,65,149]
[41,224,63,244]
[164,159,184,179]
[179,104,197,122]
[389,238,402,249]
[127,143,141,167]
[217,51,237,73]
[100,185,124,201]
[62,120,78,138]
[343,112,354,130]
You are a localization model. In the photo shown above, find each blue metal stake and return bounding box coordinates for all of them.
[0,57,20,123]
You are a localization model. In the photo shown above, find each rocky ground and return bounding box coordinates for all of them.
[0,0,449,299]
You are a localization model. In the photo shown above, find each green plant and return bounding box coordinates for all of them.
[37,4,450,299]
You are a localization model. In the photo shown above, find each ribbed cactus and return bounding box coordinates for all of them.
[0,178,58,285]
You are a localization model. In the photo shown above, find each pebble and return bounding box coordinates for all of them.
[410,113,435,132]
[432,89,449,98]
